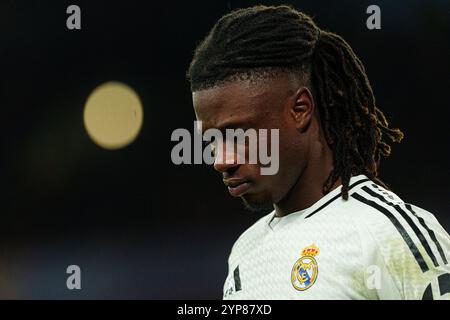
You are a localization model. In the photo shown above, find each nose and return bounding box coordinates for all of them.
[213,143,240,173]
[214,159,240,174]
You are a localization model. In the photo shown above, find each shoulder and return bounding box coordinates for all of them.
[345,181,406,229]
[302,180,407,240]
[348,181,449,257]
[348,182,450,298]
[348,181,448,251]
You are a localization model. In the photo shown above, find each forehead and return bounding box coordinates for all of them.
[192,77,294,130]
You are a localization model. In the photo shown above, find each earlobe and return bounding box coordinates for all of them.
[290,87,314,132]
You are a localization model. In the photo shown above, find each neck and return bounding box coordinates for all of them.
[273,136,341,217]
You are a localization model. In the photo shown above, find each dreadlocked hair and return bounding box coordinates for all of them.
[187,5,404,199]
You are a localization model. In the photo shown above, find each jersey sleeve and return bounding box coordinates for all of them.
[355,192,450,300]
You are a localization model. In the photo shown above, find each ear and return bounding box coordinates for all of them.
[290,87,314,132]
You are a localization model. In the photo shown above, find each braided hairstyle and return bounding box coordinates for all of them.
[187,5,404,199]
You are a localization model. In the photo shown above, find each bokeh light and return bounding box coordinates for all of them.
[83,81,143,150]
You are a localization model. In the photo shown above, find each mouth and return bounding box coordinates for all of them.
[223,179,252,197]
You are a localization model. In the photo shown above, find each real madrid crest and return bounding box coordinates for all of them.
[291,244,319,291]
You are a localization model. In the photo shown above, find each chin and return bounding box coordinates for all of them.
[241,194,274,214]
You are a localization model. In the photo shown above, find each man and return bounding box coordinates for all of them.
[187,5,449,299]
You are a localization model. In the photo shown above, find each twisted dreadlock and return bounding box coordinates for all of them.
[187,5,404,199]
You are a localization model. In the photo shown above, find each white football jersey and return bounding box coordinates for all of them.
[223,174,450,300]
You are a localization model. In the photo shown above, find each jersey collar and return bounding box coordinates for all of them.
[267,174,371,230]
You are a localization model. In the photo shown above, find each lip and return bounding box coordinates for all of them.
[223,179,251,197]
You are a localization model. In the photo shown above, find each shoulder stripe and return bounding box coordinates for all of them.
[304,178,370,219]
[405,203,448,265]
[422,283,433,300]
[352,192,429,272]
[233,266,242,292]
[438,273,450,296]
[361,185,439,268]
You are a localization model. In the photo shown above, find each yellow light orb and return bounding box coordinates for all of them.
[83,81,143,150]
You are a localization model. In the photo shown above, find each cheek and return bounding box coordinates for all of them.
[245,126,301,179]
[278,128,302,168]
[266,131,304,196]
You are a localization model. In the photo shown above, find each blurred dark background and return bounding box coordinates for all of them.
[1,0,449,298]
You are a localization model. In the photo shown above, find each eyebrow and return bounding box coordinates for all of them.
[209,119,253,132]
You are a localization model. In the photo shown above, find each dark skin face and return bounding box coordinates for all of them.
[193,74,340,217]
